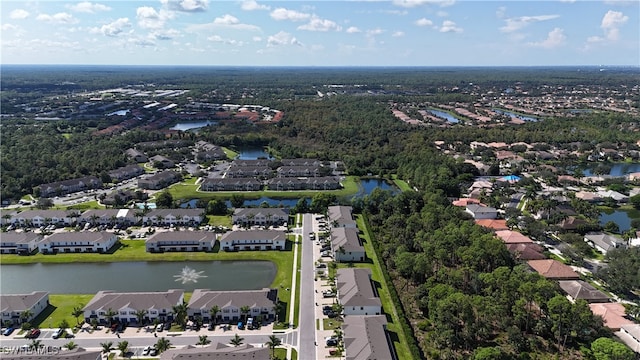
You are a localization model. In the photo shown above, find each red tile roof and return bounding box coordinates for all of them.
[475,219,508,231]
[495,230,534,244]
[589,302,633,330]
[527,259,580,279]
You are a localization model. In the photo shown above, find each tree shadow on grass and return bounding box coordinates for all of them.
[31,304,58,328]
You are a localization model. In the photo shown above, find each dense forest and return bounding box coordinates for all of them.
[2,67,639,358]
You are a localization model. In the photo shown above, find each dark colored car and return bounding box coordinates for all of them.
[26,329,41,338]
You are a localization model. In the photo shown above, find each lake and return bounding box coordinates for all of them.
[427,109,460,123]
[583,163,640,177]
[237,147,273,160]
[170,121,217,131]
[355,179,399,197]
[0,260,276,294]
[599,209,636,233]
[492,109,538,122]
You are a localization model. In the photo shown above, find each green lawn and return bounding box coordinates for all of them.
[391,175,412,192]
[207,215,232,228]
[35,294,94,330]
[323,318,342,330]
[273,347,297,360]
[166,176,360,202]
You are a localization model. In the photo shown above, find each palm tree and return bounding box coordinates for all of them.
[89,214,99,226]
[100,341,114,354]
[208,305,220,325]
[240,306,251,322]
[64,341,78,350]
[19,309,33,325]
[116,341,129,358]
[155,337,172,353]
[72,306,84,326]
[196,335,211,347]
[135,309,148,326]
[265,335,282,359]
[229,333,244,347]
[104,308,117,325]
[172,303,188,329]
[272,301,284,323]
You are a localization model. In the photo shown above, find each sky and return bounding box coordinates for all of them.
[1,0,638,66]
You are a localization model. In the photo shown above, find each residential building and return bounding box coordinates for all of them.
[597,190,629,203]
[557,280,610,303]
[506,243,545,261]
[584,232,627,254]
[0,232,42,255]
[331,227,365,262]
[231,159,272,167]
[266,177,340,191]
[232,208,289,226]
[1,292,49,325]
[328,206,357,228]
[226,166,273,179]
[219,230,286,251]
[149,155,175,168]
[108,164,144,182]
[527,259,580,280]
[589,302,634,331]
[142,208,204,226]
[146,231,216,253]
[336,268,382,316]
[280,158,321,167]
[465,204,498,220]
[37,176,102,198]
[38,232,118,254]
[200,178,263,192]
[79,209,137,226]
[187,288,278,323]
[276,166,321,177]
[10,210,73,227]
[495,230,534,244]
[101,190,136,206]
[125,148,148,162]
[342,315,394,360]
[159,343,269,359]
[138,171,181,190]
[617,324,640,353]
[474,219,509,231]
[83,289,184,325]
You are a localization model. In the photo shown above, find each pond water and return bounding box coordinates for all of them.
[492,109,538,122]
[599,209,636,233]
[107,109,130,116]
[170,121,217,131]
[583,163,640,177]
[236,147,273,160]
[427,109,460,123]
[0,261,276,294]
[354,179,399,197]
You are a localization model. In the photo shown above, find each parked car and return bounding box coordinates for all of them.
[316,263,327,269]
[26,329,41,338]
[322,290,336,298]
[150,348,158,356]
[3,327,14,336]
[247,317,254,330]
[326,337,338,346]
[52,328,63,339]
[143,346,152,355]
[155,324,164,332]
[237,321,244,330]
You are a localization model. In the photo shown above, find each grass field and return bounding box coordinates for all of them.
[34,294,94,330]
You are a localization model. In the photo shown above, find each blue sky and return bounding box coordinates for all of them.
[1,0,638,66]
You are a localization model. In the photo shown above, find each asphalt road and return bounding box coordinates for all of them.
[298,213,317,359]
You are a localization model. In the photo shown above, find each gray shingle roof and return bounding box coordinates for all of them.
[146,231,217,244]
[220,230,286,242]
[331,227,364,252]
[343,315,392,360]
[0,291,49,313]
[337,268,381,308]
[159,343,269,359]
[188,288,278,310]
[83,290,184,312]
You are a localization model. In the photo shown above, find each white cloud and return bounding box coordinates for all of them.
[270,8,311,21]
[415,18,433,27]
[212,14,260,31]
[601,10,628,41]
[67,2,111,13]
[137,6,173,30]
[346,26,361,33]
[93,18,131,37]
[10,9,30,19]
[439,20,463,33]
[367,28,384,36]
[500,14,559,33]
[496,6,506,18]
[252,36,262,42]
[241,0,270,11]
[151,28,180,40]
[2,24,18,31]
[298,16,342,32]
[528,27,566,48]
[129,37,156,47]
[267,31,302,46]
[392,0,455,8]
[392,31,405,37]
[161,0,208,12]
[207,34,244,45]
[36,12,78,24]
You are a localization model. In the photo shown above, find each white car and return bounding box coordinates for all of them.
[142,346,152,355]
